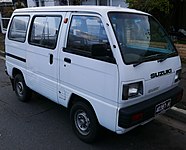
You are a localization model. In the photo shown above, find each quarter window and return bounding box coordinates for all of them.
[8,16,30,42]
[29,16,62,49]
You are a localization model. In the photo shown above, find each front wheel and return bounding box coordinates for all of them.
[14,74,32,102]
[70,101,99,143]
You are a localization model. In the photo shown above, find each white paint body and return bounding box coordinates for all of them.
[5,6,182,134]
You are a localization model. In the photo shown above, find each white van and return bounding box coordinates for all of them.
[5,6,183,142]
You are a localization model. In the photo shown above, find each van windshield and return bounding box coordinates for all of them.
[108,12,177,65]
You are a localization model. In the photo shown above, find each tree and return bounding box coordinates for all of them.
[126,0,174,30]
[14,0,26,9]
[126,0,173,15]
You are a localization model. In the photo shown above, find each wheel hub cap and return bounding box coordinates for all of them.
[16,81,24,96]
[75,111,90,135]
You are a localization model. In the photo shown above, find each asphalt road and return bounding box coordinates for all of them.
[0,58,186,150]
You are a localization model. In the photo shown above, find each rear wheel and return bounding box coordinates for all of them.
[70,101,99,143]
[14,74,32,102]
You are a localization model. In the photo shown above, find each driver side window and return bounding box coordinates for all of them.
[65,15,115,63]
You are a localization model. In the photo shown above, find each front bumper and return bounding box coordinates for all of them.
[118,86,183,128]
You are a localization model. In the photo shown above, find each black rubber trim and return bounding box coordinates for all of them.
[118,86,183,128]
[6,53,26,62]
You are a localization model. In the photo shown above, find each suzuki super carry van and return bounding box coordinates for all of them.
[5,6,183,142]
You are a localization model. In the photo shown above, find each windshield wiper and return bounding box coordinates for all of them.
[133,54,162,67]
[157,52,177,63]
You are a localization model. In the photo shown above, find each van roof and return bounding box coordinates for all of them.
[14,6,149,15]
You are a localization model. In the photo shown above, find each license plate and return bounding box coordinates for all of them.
[155,99,171,115]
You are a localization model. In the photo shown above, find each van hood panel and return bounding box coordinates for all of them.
[120,56,181,81]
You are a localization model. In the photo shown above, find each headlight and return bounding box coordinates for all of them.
[122,81,143,100]
[175,69,181,82]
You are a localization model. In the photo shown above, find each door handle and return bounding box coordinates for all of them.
[64,57,71,63]
[49,54,53,64]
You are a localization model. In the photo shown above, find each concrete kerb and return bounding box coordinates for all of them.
[0,50,5,60]
[164,107,186,124]
[0,50,5,56]
[0,50,185,124]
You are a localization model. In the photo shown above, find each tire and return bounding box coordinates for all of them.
[14,74,32,102]
[70,101,99,143]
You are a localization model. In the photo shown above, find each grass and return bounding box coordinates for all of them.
[181,58,186,64]
[175,40,186,44]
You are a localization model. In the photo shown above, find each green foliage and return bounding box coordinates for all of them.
[126,0,173,15]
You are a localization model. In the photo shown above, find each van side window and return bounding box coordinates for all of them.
[66,15,114,63]
[29,16,62,49]
[8,16,30,42]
